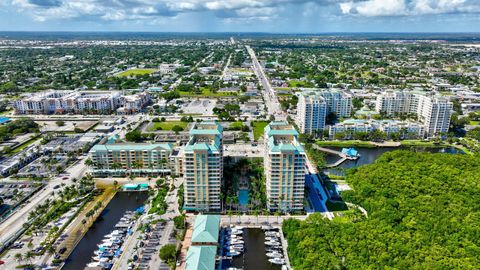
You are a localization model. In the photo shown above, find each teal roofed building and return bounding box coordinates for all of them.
[264,121,306,212]
[185,246,217,270]
[191,215,220,245]
[89,143,174,177]
[183,122,223,212]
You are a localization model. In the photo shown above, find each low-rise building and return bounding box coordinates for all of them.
[89,143,174,177]
[14,90,150,115]
[117,92,151,114]
[185,215,220,270]
[329,119,424,139]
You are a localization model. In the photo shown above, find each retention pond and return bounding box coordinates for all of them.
[324,146,463,175]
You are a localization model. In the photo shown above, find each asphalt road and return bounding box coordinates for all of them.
[246,45,287,121]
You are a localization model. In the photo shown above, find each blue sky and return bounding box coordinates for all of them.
[0,0,479,32]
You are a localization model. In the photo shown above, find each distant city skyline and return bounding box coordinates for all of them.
[0,0,479,33]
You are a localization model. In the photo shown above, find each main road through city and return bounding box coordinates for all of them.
[246,45,287,121]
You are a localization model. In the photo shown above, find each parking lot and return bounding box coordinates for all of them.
[17,155,70,178]
[122,220,176,270]
[180,99,216,115]
[0,182,43,217]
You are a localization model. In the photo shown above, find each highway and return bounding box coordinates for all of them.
[246,45,287,121]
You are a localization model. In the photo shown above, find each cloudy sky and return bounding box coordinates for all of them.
[0,0,479,32]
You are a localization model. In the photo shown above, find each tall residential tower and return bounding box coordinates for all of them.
[183,121,223,212]
[296,90,352,135]
[264,122,306,212]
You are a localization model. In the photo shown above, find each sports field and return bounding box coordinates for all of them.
[117,68,157,77]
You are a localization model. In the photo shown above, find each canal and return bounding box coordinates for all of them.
[63,191,148,270]
[324,146,464,175]
[230,228,281,270]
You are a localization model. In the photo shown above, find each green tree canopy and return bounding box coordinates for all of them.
[284,151,480,270]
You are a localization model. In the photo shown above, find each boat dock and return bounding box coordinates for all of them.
[313,145,360,168]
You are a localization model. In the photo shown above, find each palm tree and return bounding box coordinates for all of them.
[25,251,35,265]
[14,253,23,264]
[111,162,121,177]
[85,158,93,168]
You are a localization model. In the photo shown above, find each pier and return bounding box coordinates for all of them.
[313,145,360,168]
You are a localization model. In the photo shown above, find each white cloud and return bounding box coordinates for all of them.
[8,0,480,22]
[341,0,480,16]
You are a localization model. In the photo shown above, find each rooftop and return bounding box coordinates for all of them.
[185,246,217,270]
[265,121,304,153]
[90,143,173,152]
[191,215,220,243]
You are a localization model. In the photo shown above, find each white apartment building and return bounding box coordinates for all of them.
[329,120,375,139]
[319,90,353,117]
[72,91,120,113]
[264,122,306,212]
[296,90,352,135]
[377,120,424,138]
[14,90,150,115]
[183,121,223,212]
[375,91,453,137]
[417,96,453,137]
[117,92,152,114]
[296,92,327,134]
[89,143,174,177]
[13,90,75,114]
[375,91,419,116]
[329,119,424,139]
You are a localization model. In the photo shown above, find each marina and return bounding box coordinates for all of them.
[63,191,147,270]
[220,227,283,270]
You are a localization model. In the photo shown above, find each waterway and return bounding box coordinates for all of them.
[230,228,281,270]
[63,191,148,270]
[324,146,463,175]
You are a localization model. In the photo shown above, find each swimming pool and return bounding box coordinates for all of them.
[238,190,249,206]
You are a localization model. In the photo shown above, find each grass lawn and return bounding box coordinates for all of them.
[150,121,188,131]
[10,137,41,155]
[117,68,157,77]
[469,120,480,125]
[252,121,270,141]
[316,140,375,148]
[400,140,443,147]
[178,87,237,97]
[287,80,315,88]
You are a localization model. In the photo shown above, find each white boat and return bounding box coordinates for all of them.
[226,240,244,245]
[265,236,278,241]
[228,230,243,235]
[92,256,110,262]
[266,252,283,258]
[225,235,242,239]
[98,242,114,248]
[233,226,244,230]
[87,262,101,268]
[282,265,289,270]
[265,232,279,237]
[226,251,241,256]
[228,245,244,251]
[265,241,281,246]
[269,258,286,265]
